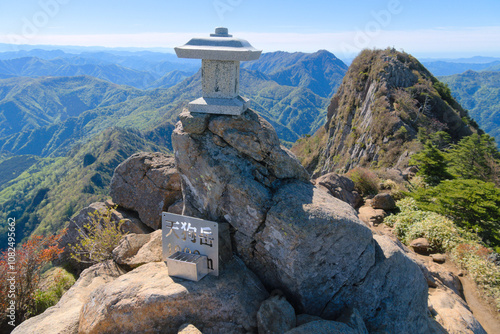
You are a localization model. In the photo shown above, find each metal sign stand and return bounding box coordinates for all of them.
[162,212,219,281]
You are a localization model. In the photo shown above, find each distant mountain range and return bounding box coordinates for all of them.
[422,60,500,76]
[0,49,348,249]
[0,50,199,89]
[440,70,500,144]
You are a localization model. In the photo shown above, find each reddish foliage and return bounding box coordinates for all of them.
[0,230,65,326]
[455,242,492,260]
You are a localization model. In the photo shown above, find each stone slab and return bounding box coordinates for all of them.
[188,96,250,115]
[175,27,262,61]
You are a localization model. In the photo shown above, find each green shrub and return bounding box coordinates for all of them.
[452,243,500,308]
[412,179,500,248]
[345,167,379,196]
[385,200,470,252]
[69,206,126,264]
[386,198,500,309]
[33,267,76,314]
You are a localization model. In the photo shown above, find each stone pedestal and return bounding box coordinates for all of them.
[175,27,261,115]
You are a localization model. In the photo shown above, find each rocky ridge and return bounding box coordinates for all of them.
[292,48,475,177]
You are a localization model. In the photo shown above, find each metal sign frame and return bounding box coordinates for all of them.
[162,212,219,276]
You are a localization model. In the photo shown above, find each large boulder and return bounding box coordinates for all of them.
[112,230,162,270]
[110,152,182,229]
[78,258,268,334]
[315,172,361,208]
[12,261,125,334]
[321,235,431,333]
[429,290,487,334]
[171,109,433,333]
[257,295,296,334]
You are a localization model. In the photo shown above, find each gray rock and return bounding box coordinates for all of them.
[336,308,368,334]
[112,230,162,270]
[110,208,151,235]
[172,109,308,260]
[179,109,210,134]
[410,237,431,255]
[252,181,374,316]
[429,290,487,334]
[431,253,447,264]
[12,261,125,334]
[257,295,296,334]
[358,205,386,226]
[371,193,396,210]
[295,314,323,327]
[284,320,357,334]
[315,173,362,208]
[405,252,439,288]
[78,258,268,334]
[207,111,309,181]
[402,166,418,181]
[172,109,433,333]
[110,152,182,229]
[427,262,463,297]
[321,235,431,333]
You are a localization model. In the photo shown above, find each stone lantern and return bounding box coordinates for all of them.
[175,27,262,115]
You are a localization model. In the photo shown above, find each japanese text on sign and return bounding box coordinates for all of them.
[162,212,219,276]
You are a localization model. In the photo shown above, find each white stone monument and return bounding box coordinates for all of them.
[175,27,262,115]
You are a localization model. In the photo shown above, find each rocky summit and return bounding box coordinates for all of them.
[14,101,487,333]
[172,108,433,332]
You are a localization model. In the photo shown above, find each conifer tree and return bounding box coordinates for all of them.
[447,133,500,185]
[410,141,453,186]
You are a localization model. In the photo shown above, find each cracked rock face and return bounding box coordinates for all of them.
[172,109,432,333]
[78,259,268,334]
[173,109,309,259]
[110,152,182,229]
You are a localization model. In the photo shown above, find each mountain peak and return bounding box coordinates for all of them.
[292,48,475,176]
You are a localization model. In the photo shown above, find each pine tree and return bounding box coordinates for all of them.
[410,141,453,186]
[447,133,500,185]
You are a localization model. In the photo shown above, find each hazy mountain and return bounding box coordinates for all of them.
[0,76,143,139]
[0,56,197,89]
[292,48,475,176]
[242,50,348,98]
[422,60,500,76]
[440,70,500,144]
[482,63,500,72]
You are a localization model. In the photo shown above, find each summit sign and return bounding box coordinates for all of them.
[162,212,219,277]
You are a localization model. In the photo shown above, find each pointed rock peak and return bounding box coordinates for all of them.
[293,48,475,176]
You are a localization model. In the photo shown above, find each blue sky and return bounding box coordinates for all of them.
[1,0,499,59]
